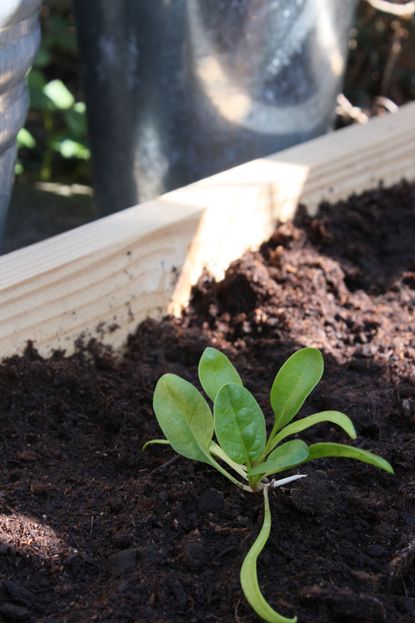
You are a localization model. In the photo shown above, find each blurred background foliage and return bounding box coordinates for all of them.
[16,0,90,184]
[342,0,415,121]
[16,0,415,186]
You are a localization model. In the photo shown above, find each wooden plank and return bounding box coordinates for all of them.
[1,103,415,359]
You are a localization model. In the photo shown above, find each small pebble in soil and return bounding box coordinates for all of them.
[15,449,38,462]
[139,543,162,564]
[56,584,72,596]
[108,496,123,513]
[197,488,225,513]
[353,343,377,358]
[116,580,130,594]
[111,529,133,549]
[402,398,414,417]
[367,544,389,558]
[180,540,206,571]
[107,549,138,576]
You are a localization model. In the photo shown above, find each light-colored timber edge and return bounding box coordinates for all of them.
[1,102,415,359]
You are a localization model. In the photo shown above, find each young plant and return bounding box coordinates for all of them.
[144,346,393,623]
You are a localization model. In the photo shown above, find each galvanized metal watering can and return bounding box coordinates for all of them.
[0,0,41,248]
[74,0,357,216]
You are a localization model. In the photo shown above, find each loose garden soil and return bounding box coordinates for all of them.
[1,181,415,623]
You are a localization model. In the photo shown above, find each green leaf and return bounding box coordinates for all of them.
[153,374,213,465]
[270,348,324,432]
[209,440,248,479]
[44,79,75,110]
[241,486,297,623]
[52,138,90,160]
[34,47,51,69]
[17,128,36,149]
[270,411,356,450]
[64,103,87,139]
[15,161,24,175]
[214,384,266,465]
[44,15,78,55]
[198,347,242,402]
[249,440,309,477]
[28,69,48,110]
[142,438,170,450]
[306,442,394,474]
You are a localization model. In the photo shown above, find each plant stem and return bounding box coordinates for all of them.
[40,111,54,180]
[206,452,253,492]
[240,486,297,622]
[263,421,279,456]
[209,441,248,480]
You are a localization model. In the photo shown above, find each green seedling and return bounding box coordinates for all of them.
[144,346,393,623]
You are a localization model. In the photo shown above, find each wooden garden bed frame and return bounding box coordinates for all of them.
[1,103,415,359]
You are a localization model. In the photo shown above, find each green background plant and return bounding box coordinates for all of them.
[16,1,90,184]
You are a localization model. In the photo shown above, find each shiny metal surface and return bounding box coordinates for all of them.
[0,0,41,244]
[74,0,357,215]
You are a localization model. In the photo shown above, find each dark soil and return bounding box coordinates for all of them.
[1,181,415,623]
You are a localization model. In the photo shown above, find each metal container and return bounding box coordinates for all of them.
[74,0,357,215]
[0,0,42,247]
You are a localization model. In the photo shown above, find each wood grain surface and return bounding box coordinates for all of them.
[1,103,414,358]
